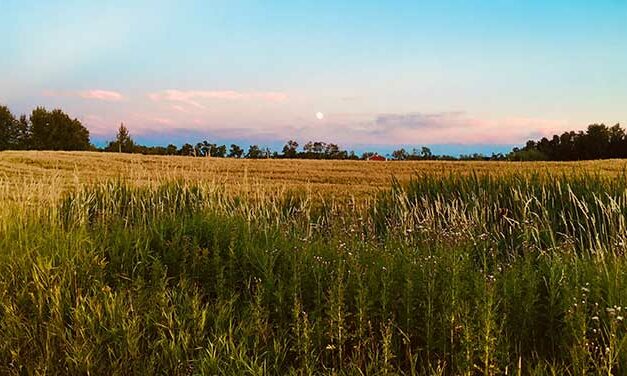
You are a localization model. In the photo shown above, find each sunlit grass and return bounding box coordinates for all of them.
[1,153,627,374]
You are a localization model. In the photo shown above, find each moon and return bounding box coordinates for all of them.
[316,112,324,120]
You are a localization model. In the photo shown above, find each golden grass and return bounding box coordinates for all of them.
[2,151,627,202]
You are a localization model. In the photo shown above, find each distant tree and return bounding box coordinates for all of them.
[515,123,627,161]
[392,148,408,160]
[313,141,325,154]
[585,124,610,159]
[263,147,272,158]
[179,143,194,156]
[212,144,227,158]
[246,144,264,159]
[324,143,341,158]
[282,140,299,158]
[166,144,178,155]
[361,151,376,160]
[508,149,548,161]
[106,123,135,153]
[15,115,31,149]
[228,144,244,158]
[0,106,17,151]
[608,124,626,158]
[421,146,432,159]
[194,141,210,157]
[303,142,314,154]
[29,107,90,150]
[0,106,30,150]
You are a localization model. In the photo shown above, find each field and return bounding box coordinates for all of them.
[1,151,627,375]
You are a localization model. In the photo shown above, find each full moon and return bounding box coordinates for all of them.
[316,112,324,120]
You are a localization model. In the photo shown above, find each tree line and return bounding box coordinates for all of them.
[0,106,90,151]
[0,105,497,160]
[2,104,625,161]
[510,123,627,161]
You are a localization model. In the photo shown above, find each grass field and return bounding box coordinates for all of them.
[2,151,627,200]
[1,152,627,375]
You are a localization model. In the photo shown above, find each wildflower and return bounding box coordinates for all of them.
[606,308,616,316]
[592,316,599,321]
[617,316,623,322]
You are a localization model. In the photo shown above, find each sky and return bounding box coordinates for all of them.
[1,0,626,155]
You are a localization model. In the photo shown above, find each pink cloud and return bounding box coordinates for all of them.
[43,89,125,102]
[149,89,288,108]
[293,112,571,145]
[79,90,125,101]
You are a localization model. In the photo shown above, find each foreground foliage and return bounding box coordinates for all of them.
[1,173,627,374]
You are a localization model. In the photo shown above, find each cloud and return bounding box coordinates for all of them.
[294,111,570,146]
[375,112,466,129]
[43,89,125,102]
[148,90,288,108]
[78,90,125,101]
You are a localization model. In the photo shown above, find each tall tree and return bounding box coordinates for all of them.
[115,123,135,153]
[0,106,17,151]
[106,123,135,153]
[30,107,90,150]
[15,115,31,149]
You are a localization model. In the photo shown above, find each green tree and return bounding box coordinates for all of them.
[246,144,264,159]
[420,146,432,159]
[179,143,194,156]
[282,140,299,158]
[106,123,135,153]
[228,144,244,158]
[585,124,610,159]
[212,144,227,158]
[14,115,31,149]
[324,143,341,158]
[361,151,376,160]
[115,123,135,153]
[392,148,408,160]
[0,106,17,151]
[166,144,178,155]
[0,106,29,150]
[30,107,90,150]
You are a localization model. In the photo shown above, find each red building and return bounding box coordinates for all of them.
[367,154,387,161]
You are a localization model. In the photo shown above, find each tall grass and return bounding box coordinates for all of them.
[0,172,626,374]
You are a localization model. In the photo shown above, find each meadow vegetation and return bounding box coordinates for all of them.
[1,152,627,375]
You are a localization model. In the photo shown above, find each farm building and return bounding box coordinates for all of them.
[367,154,387,161]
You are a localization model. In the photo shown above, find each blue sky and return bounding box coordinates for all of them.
[1,0,626,154]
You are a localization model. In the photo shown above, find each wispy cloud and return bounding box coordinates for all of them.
[295,111,570,145]
[43,89,125,102]
[375,112,466,130]
[78,90,125,101]
[148,90,288,109]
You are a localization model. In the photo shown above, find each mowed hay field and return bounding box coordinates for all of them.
[2,151,627,200]
[2,152,627,375]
